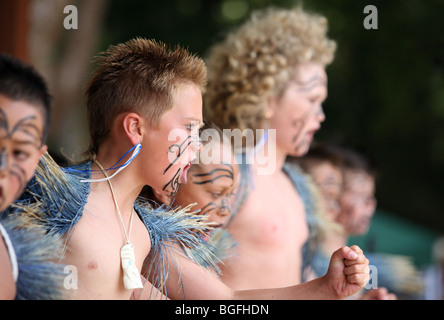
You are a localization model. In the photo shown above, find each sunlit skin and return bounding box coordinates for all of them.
[268,62,327,158]
[0,94,47,300]
[48,71,369,299]
[220,63,329,290]
[150,85,204,197]
[61,83,205,299]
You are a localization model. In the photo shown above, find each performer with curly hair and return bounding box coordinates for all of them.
[203,6,341,289]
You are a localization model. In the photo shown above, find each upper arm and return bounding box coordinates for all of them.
[148,242,234,300]
[0,238,17,300]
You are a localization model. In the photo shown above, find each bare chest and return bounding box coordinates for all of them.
[62,206,151,299]
[230,174,309,250]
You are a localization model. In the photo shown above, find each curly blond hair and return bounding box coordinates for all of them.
[203,7,336,133]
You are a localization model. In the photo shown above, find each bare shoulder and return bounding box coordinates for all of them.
[0,237,16,299]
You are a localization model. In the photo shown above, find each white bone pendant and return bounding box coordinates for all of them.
[120,243,143,289]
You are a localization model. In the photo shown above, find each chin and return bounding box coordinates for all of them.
[289,141,311,157]
[289,147,309,158]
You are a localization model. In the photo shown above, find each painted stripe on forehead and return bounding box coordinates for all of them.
[12,117,42,143]
[0,109,42,145]
[294,74,327,93]
[192,164,234,185]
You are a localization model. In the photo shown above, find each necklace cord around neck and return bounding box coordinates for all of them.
[94,159,134,244]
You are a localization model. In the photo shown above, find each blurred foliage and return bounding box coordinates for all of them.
[100,0,444,232]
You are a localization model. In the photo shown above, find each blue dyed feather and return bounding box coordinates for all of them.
[9,152,220,299]
[0,215,67,300]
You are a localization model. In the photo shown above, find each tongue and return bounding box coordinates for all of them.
[182,165,189,184]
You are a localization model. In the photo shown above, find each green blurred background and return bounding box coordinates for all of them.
[1,0,443,267]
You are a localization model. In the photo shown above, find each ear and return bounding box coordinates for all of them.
[265,95,277,119]
[38,144,48,159]
[153,188,171,205]
[122,112,145,145]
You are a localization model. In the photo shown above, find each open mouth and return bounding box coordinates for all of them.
[201,223,224,242]
[181,162,192,184]
[202,232,210,242]
[306,127,320,140]
[211,223,224,229]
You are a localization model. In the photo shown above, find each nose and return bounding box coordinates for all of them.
[195,138,203,152]
[316,105,326,123]
[217,197,231,217]
[190,136,203,153]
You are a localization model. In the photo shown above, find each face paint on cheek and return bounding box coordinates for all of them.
[220,197,231,214]
[0,110,9,171]
[0,147,7,171]
[200,202,217,216]
[162,133,201,196]
[290,101,321,153]
[162,168,181,197]
[291,117,309,153]
[289,74,326,153]
[10,164,27,199]
[164,136,194,174]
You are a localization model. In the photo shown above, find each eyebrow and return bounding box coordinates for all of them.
[185,118,204,128]
[11,138,40,146]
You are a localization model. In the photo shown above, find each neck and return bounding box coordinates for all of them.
[91,146,144,215]
[252,138,287,176]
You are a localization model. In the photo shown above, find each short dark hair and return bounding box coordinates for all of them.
[0,53,52,144]
[297,142,344,174]
[297,142,377,180]
[335,146,377,180]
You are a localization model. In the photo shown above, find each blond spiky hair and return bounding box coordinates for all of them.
[86,38,207,156]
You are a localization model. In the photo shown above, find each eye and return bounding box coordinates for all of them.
[309,94,326,105]
[185,124,193,132]
[186,121,201,133]
[211,192,222,198]
[309,96,322,105]
[13,148,31,161]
